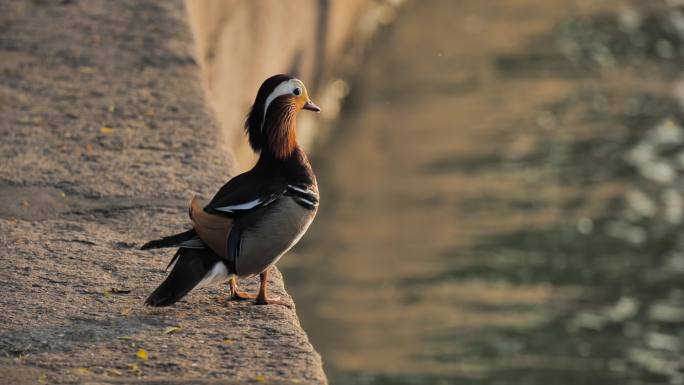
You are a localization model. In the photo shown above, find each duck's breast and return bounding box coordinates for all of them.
[236,196,316,277]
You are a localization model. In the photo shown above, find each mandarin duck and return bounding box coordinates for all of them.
[142,74,320,307]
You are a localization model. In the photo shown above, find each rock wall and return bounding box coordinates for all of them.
[0,1,327,383]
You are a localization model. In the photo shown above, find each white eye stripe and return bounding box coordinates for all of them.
[261,79,302,132]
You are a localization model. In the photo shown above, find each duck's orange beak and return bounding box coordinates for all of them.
[302,100,321,112]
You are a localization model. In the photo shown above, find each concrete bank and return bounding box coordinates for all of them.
[0,1,330,383]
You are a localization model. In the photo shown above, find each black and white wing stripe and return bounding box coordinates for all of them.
[285,184,319,210]
[203,168,318,216]
[203,170,287,217]
[211,192,281,215]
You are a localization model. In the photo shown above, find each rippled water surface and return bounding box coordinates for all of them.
[281,1,684,384]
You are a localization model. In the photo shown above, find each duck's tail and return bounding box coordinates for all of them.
[140,228,199,251]
[144,247,231,307]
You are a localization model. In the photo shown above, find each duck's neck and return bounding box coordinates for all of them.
[262,102,298,160]
[255,145,316,185]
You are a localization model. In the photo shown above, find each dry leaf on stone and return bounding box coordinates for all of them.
[100,126,114,134]
[162,326,182,335]
[129,363,142,376]
[106,368,123,376]
[136,349,148,361]
[111,288,131,294]
[74,367,92,375]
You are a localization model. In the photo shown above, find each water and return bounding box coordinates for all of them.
[280,1,684,384]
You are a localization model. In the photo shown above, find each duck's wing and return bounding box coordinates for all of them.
[198,171,318,265]
[203,171,288,216]
[189,196,232,258]
[195,171,288,260]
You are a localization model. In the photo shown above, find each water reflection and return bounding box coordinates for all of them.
[281,0,684,384]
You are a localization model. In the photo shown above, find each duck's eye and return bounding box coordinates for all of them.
[293,87,302,96]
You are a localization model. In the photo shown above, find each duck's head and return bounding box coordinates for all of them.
[245,74,320,159]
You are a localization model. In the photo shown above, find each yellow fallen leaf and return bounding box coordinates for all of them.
[74,367,91,375]
[78,66,95,73]
[290,379,301,384]
[38,374,47,384]
[106,368,122,376]
[100,126,114,134]
[128,363,142,375]
[136,349,148,361]
[120,308,130,317]
[162,326,182,335]
[254,375,266,383]
[103,289,111,298]
[108,104,116,113]
[117,336,132,340]
[144,108,155,116]
[222,339,234,345]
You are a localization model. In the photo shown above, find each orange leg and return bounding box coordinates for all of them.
[255,269,290,307]
[228,277,256,301]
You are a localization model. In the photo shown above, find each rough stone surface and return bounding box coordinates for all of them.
[0,1,326,384]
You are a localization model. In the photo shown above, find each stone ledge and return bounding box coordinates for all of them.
[0,1,326,384]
